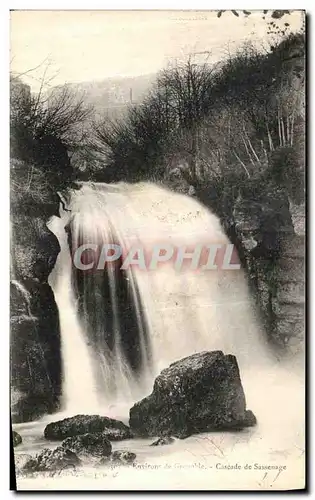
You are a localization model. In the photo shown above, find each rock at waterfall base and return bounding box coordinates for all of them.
[61,432,112,458]
[44,414,132,440]
[14,453,32,473]
[101,427,133,441]
[22,447,81,473]
[150,436,175,446]
[13,430,22,447]
[129,351,256,438]
[99,450,137,466]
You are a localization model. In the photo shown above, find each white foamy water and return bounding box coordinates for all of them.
[48,215,101,415]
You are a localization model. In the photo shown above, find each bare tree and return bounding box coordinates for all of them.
[11,66,93,195]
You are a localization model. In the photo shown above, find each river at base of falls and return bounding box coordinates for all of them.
[13,366,305,491]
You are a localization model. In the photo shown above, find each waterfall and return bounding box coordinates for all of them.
[48,210,101,414]
[48,181,273,414]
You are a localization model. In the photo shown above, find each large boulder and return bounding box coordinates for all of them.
[129,351,256,438]
[61,433,112,458]
[23,447,81,473]
[13,430,22,447]
[44,414,132,441]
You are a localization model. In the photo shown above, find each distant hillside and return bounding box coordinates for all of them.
[65,73,157,119]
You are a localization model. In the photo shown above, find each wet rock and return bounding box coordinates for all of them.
[102,427,134,441]
[150,436,175,446]
[11,394,58,425]
[23,447,81,473]
[10,165,62,423]
[10,281,30,317]
[10,300,61,424]
[230,183,305,349]
[14,453,32,473]
[129,351,256,438]
[111,450,136,464]
[10,262,62,424]
[243,410,257,427]
[44,414,132,441]
[99,450,136,466]
[11,215,60,283]
[10,299,61,424]
[290,201,305,237]
[61,432,112,458]
[13,430,22,447]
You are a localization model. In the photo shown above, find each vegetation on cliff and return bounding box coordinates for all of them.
[90,32,304,198]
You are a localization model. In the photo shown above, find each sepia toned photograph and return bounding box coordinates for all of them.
[10,9,306,491]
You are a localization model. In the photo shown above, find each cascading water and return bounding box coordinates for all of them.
[48,181,274,414]
[48,213,100,414]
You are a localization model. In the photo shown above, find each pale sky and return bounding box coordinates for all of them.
[10,10,304,91]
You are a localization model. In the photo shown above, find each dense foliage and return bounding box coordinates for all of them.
[87,33,304,216]
[10,77,92,213]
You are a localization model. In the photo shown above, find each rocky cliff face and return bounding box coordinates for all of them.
[232,191,305,355]
[274,202,305,354]
[10,160,62,422]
